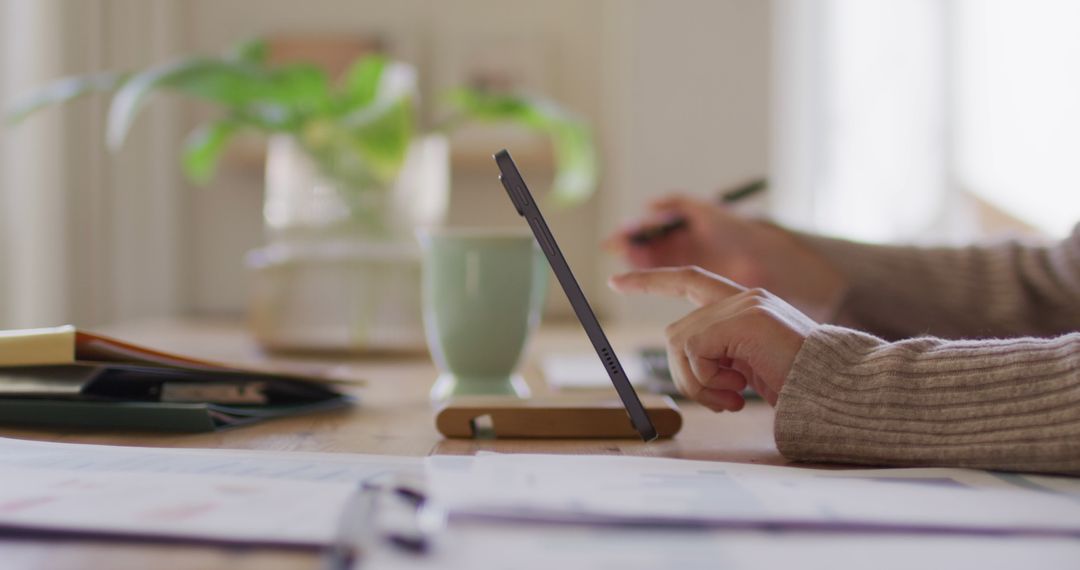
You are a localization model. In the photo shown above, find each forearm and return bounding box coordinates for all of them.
[794,228,1080,339]
[775,325,1080,474]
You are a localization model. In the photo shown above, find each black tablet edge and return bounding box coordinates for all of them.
[494,149,658,442]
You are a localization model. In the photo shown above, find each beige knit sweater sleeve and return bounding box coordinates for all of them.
[774,227,1080,474]
[798,227,1080,340]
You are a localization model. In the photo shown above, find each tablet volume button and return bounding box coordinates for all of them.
[529,218,552,255]
[538,226,557,256]
[514,184,531,208]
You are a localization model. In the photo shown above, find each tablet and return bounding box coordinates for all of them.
[494,149,658,442]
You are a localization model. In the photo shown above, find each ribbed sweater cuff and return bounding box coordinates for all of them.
[775,325,887,464]
[775,325,1080,474]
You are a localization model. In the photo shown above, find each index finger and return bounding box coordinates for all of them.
[608,266,745,306]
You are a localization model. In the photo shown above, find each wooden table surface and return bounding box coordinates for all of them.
[0,319,785,569]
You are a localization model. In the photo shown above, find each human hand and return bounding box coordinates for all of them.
[605,195,846,322]
[606,195,767,282]
[609,266,817,411]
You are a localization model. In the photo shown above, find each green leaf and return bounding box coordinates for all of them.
[181,118,241,185]
[108,59,254,149]
[444,88,544,126]
[301,96,414,188]
[446,88,598,205]
[337,55,386,112]
[229,38,268,64]
[548,120,598,205]
[107,58,330,149]
[317,58,415,185]
[6,71,127,125]
[349,97,414,183]
[266,63,330,114]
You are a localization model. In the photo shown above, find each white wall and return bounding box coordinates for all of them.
[1,0,772,327]
[179,0,610,318]
[1,0,186,328]
[1,0,70,327]
[601,0,772,322]
[179,0,772,324]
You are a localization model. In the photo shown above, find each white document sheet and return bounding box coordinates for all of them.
[369,524,1080,570]
[426,453,1080,536]
[0,437,420,547]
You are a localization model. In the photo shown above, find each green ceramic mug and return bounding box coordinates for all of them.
[418,228,548,400]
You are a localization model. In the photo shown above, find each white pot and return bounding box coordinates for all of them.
[247,134,449,352]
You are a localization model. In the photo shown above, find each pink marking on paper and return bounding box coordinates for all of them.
[140,502,217,522]
[0,496,57,513]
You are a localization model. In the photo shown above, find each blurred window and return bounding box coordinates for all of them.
[955,0,1080,237]
[774,0,1080,242]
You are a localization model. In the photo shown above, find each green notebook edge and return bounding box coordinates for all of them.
[0,396,355,433]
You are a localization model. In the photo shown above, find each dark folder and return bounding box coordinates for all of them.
[0,327,354,432]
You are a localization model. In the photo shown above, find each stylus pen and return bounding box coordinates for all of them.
[323,473,443,570]
[626,178,768,246]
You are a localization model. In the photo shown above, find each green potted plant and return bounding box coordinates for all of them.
[7,38,597,351]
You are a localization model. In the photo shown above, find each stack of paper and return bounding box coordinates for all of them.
[6,440,1080,553]
[0,326,355,432]
[426,453,1080,536]
[368,524,1080,570]
[0,437,419,547]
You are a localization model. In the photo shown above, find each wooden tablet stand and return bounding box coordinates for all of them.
[435,395,682,439]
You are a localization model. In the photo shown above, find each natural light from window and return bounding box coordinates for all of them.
[818,0,947,243]
[775,0,1080,243]
[956,0,1080,237]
